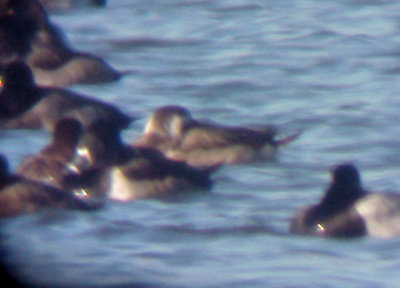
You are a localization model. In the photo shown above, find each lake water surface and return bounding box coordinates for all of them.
[3,0,400,287]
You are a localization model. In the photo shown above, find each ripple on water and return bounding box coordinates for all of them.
[3,0,400,287]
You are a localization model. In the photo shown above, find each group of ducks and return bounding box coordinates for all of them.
[1,0,400,240]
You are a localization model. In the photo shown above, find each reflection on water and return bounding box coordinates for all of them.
[2,0,400,287]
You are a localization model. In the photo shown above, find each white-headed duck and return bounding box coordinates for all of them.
[133,105,300,168]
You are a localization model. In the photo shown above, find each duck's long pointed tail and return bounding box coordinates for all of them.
[276,130,302,146]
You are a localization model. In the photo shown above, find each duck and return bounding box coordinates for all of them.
[0,0,43,65]
[290,163,400,238]
[17,118,83,188]
[0,154,102,218]
[0,62,132,131]
[63,119,216,201]
[133,105,300,168]
[38,0,106,11]
[0,0,120,87]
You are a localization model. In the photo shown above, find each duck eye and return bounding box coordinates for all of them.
[0,77,3,88]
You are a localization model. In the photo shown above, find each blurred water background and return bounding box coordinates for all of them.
[3,0,400,287]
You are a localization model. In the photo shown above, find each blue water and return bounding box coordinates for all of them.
[3,0,400,287]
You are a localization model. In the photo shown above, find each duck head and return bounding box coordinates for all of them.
[321,163,367,213]
[69,119,125,172]
[0,0,48,24]
[144,105,194,142]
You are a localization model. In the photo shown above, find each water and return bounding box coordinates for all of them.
[2,0,400,287]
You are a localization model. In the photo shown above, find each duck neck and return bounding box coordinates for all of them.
[0,173,19,190]
[0,84,40,117]
[319,184,367,218]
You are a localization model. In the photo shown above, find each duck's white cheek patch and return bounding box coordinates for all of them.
[144,117,157,134]
[355,193,400,238]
